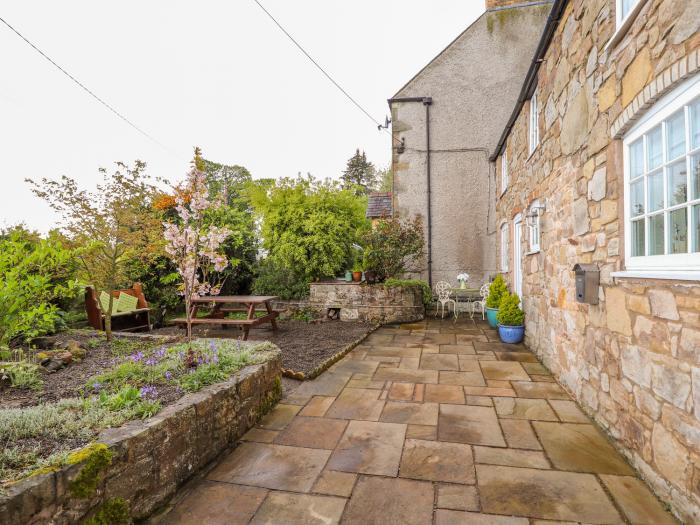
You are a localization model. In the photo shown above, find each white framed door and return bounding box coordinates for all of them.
[513,214,523,300]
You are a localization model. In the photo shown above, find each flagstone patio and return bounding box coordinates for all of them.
[152,318,678,525]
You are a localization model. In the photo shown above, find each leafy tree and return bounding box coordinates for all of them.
[376,167,393,192]
[362,217,425,281]
[248,175,369,286]
[0,226,80,347]
[27,161,164,340]
[342,149,377,196]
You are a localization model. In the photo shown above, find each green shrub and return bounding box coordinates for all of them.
[485,275,509,309]
[248,175,369,282]
[362,217,424,282]
[496,294,524,326]
[0,227,80,346]
[252,259,310,300]
[383,279,432,308]
[0,361,42,390]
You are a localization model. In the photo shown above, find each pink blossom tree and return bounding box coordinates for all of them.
[163,148,232,344]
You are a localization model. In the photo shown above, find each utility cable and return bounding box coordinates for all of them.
[251,0,399,144]
[0,16,173,154]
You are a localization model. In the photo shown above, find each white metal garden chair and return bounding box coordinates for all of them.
[472,283,490,320]
[434,281,457,319]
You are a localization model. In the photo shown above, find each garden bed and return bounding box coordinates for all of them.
[0,331,278,490]
[0,354,281,525]
[153,319,375,378]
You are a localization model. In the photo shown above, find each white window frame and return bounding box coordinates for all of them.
[527,202,542,254]
[529,91,539,156]
[500,222,509,272]
[623,74,700,272]
[501,150,508,195]
[616,0,641,29]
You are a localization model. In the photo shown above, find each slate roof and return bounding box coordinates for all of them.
[366,192,393,218]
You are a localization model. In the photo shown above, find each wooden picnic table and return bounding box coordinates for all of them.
[174,295,280,340]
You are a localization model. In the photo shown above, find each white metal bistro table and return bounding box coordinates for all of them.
[450,287,481,319]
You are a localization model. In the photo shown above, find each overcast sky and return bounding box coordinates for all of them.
[1,1,484,232]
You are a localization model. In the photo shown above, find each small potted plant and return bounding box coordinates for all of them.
[457,272,470,289]
[351,261,363,282]
[363,251,378,284]
[485,274,508,328]
[496,293,524,343]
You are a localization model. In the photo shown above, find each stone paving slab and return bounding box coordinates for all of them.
[154,318,677,524]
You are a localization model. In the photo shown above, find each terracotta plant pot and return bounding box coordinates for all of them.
[352,271,362,282]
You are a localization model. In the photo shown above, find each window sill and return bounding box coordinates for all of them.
[605,0,648,52]
[611,270,700,282]
[525,249,540,256]
[499,187,508,199]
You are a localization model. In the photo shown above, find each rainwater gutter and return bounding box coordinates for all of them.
[387,96,434,288]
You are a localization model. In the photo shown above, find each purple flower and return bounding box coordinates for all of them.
[155,347,167,359]
[164,371,173,380]
[144,357,158,366]
[91,382,102,392]
[130,351,145,363]
[209,341,217,353]
[139,385,158,400]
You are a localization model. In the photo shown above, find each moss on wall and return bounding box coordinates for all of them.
[68,443,113,499]
[82,498,130,525]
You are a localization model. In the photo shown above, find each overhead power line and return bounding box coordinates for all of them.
[0,16,171,153]
[251,0,395,141]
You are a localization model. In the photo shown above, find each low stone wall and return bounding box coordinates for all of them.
[308,282,424,324]
[0,354,282,525]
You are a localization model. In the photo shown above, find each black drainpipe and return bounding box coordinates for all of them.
[387,96,434,287]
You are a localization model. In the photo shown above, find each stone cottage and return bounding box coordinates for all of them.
[492,0,700,521]
[389,0,552,287]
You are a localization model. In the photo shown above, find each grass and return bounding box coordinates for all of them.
[0,338,278,486]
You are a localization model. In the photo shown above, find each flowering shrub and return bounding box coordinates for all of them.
[362,217,425,282]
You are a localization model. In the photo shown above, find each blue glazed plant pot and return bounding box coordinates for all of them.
[485,307,499,328]
[498,324,525,344]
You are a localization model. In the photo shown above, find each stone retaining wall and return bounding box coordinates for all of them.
[0,354,281,525]
[308,282,425,324]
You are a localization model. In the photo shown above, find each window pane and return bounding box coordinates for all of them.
[647,126,663,170]
[668,161,688,206]
[669,208,688,254]
[649,214,665,255]
[692,153,700,201]
[693,204,700,253]
[666,110,686,160]
[631,179,644,216]
[621,0,638,18]
[630,138,644,179]
[648,170,664,212]
[631,219,645,256]
[691,97,700,150]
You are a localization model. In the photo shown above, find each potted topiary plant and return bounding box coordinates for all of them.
[496,293,525,343]
[485,274,508,328]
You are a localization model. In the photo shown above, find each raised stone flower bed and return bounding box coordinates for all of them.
[308,282,425,324]
[0,351,282,525]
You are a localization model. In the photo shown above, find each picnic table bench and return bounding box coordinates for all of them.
[173,295,281,340]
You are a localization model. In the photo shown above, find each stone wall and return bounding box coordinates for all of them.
[494,0,700,521]
[389,2,551,286]
[308,282,424,323]
[0,354,281,525]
